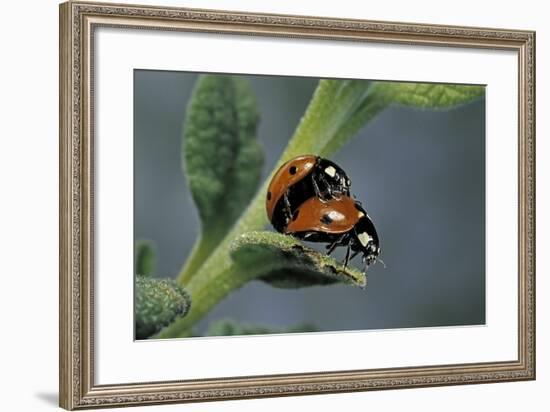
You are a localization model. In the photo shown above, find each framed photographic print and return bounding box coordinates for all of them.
[59,1,536,409]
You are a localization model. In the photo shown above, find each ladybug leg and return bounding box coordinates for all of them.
[315,173,335,201]
[327,233,347,256]
[326,239,339,256]
[311,174,326,201]
[283,192,292,221]
[348,250,359,262]
[343,244,351,269]
[326,233,348,256]
[325,183,335,199]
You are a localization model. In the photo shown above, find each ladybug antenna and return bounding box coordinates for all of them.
[377,258,387,269]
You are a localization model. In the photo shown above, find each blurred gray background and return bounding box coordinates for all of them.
[134,70,485,335]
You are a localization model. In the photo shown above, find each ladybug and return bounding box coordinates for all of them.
[266,155,351,232]
[285,195,381,272]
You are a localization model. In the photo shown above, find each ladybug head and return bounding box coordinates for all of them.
[363,243,381,266]
[353,208,381,271]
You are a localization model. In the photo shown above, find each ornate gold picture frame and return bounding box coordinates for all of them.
[59,1,535,409]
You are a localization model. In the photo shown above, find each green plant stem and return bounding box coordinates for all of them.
[178,227,229,285]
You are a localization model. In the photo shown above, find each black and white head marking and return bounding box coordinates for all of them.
[357,231,373,247]
[324,165,337,178]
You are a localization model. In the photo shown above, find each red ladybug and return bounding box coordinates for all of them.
[266,155,351,232]
[285,195,381,272]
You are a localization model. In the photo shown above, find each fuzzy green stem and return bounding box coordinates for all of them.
[178,227,231,285]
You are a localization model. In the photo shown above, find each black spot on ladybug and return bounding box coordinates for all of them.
[320,214,333,224]
[292,210,300,221]
[289,166,297,175]
[267,191,272,200]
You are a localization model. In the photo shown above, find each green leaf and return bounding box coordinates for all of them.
[180,75,264,283]
[206,318,318,336]
[370,82,485,109]
[135,277,191,339]
[321,82,484,155]
[135,240,156,277]
[230,231,367,289]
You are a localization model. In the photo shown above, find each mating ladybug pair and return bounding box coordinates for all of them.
[266,155,381,273]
